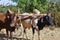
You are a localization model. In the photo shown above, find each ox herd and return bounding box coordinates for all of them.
[0,10,54,40]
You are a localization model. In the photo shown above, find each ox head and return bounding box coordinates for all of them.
[39,14,54,26]
[37,14,54,30]
[10,14,21,27]
[44,14,54,26]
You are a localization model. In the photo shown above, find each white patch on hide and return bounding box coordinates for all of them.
[34,19,38,24]
[25,19,31,24]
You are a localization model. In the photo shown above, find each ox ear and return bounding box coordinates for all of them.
[15,14,19,19]
[16,16,19,19]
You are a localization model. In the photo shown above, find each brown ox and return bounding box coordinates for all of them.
[0,13,19,40]
[17,13,54,40]
[17,13,43,40]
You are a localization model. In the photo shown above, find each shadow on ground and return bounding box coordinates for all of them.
[0,34,30,40]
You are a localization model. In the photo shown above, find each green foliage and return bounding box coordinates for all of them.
[0,5,7,13]
[0,8,7,13]
[11,0,48,13]
[0,5,18,13]
[7,5,18,13]
[56,2,60,12]
[52,12,60,26]
[48,2,60,26]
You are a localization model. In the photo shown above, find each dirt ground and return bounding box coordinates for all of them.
[0,26,60,40]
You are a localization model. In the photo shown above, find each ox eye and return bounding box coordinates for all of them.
[17,17,19,19]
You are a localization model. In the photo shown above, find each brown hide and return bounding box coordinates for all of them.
[21,19,32,29]
[0,13,6,23]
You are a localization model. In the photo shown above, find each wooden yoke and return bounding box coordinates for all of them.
[17,13,47,20]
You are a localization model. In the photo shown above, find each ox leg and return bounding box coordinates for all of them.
[22,29,25,40]
[6,29,9,40]
[38,30,40,40]
[35,26,40,40]
[24,29,28,40]
[32,26,35,40]
[22,29,24,40]
[10,31,13,40]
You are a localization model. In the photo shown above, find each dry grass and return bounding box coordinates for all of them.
[0,27,60,40]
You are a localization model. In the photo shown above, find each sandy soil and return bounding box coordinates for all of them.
[0,26,60,40]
